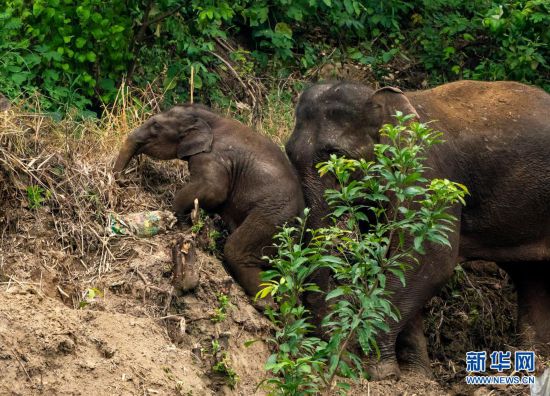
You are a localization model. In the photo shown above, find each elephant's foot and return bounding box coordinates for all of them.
[399,360,433,378]
[499,261,550,358]
[395,335,433,378]
[367,357,401,380]
[395,311,433,378]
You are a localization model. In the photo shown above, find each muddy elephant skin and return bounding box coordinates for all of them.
[285,80,550,378]
[114,104,305,296]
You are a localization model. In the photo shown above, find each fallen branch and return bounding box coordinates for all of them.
[208,51,258,110]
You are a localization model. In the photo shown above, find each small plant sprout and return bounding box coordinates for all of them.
[207,229,222,254]
[190,216,205,234]
[212,353,239,389]
[210,339,239,389]
[79,287,104,309]
[211,293,232,323]
[258,113,468,394]
[26,185,52,209]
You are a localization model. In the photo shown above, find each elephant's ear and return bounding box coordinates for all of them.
[177,117,213,159]
[370,86,419,125]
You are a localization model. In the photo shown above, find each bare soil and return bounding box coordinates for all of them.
[0,242,273,395]
[0,234,459,396]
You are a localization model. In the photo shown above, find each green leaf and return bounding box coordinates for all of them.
[86,51,97,62]
[244,339,260,347]
[163,77,177,91]
[33,3,44,16]
[326,287,345,300]
[404,186,423,196]
[382,51,394,63]
[264,353,278,370]
[428,232,451,247]
[43,69,59,82]
[388,267,406,286]
[256,285,273,300]
[11,72,29,85]
[321,255,344,264]
[75,37,86,48]
[333,206,348,217]
[413,236,425,254]
[23,53,41,66]
[274,22,292,37]
[99,78,115,91]
[286,6,304,21]
[193,74,203,89]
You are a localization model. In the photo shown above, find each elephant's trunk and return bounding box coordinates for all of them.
[113,137,140,173]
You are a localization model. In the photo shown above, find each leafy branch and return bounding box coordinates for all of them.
[257,113,468,395]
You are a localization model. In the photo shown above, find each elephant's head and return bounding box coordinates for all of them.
[285,81,418,228]
[113,105,214,173]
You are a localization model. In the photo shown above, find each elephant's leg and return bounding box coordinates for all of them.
[303,267,332,333]
[368,214,461,380]
[396,311,432,377]
[223,213,277,297]
[368,258,454,379]
[173,182,227,217]
[173,158,229,219]
[499,262,550,357]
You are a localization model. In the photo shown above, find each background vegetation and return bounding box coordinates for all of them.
[1,0,548,116]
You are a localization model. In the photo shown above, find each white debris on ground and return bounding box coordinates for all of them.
[107,210,177,237]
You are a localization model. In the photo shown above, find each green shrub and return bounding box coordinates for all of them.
[0,1,547,114]
[478,0,549,87]
[257,114,468,394]
[210,339,239,389]
[414,0,549,90]
[0,0,133,113]
[211,293,232,323]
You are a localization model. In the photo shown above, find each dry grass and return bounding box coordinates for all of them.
[216,81,299,147]
[0,87,183,287]
[0,81,298,290]
[257,89,297,147]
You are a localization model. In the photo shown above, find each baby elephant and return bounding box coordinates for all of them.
[114,104,304,296]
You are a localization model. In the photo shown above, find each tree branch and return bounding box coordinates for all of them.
[127,1,186,82]
[147,3,186,27]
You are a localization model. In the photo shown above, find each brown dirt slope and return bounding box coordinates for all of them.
[0,245,272,395]
[0,103,526,395]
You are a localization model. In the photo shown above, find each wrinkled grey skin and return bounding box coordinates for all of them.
[285,80,550,379]
[114,104,304,297]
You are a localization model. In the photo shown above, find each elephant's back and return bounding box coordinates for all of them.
[407,81,550,260]
[215,121,304,218]
[406,80,550,140]
[215,118,292,168]
[229,124,300,182]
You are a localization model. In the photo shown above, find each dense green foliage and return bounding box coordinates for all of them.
[1,0,133,112]
[258,115,468,394]
[1,0,548,113]
[417,0,549,86]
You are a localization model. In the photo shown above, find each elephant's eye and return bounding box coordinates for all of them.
[151,121,161,133]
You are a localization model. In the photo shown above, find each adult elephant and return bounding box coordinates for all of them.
[285,80,550,379]
[114,104,304,297]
